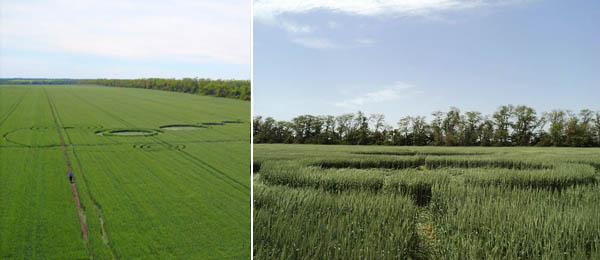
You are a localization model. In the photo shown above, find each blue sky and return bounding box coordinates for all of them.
[0,0,250,79]
[254,0,600,123]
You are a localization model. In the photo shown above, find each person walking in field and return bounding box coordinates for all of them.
[69,171,73,183]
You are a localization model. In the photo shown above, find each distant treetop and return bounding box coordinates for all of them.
[254,106,600,147]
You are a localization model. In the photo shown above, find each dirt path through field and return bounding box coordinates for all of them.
[44,88,92,259]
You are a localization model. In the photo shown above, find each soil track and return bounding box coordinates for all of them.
[43,88,92,259]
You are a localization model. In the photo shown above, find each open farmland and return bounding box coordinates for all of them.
[0,85,250,259]
[254,144,600,259]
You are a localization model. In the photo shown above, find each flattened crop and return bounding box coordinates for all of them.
[95,128,161,137]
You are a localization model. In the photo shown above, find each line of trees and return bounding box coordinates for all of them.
[254,105,600,147]
[1,78,251,100]
[0,79,78,85]
[78,78,250,100]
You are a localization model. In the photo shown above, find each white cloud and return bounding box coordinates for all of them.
[280,22,314,33]
[254,0,530,20]
[255,0,531,50]
[334,82,417,107]
[0,0,250,64]
[355,38,375,46]
[328,21,340,29]
[292,37,336,49]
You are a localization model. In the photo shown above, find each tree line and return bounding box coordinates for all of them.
[254,105,600,147]
[0,79,78,85]
[78,78,250,100]
[0,78,251,100]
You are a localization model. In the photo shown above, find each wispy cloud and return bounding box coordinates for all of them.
[255,0,532,50]
[292,37,336,49]
[279,22,314,33]
[1,0,250,64]
[255,0,531,20]
[328,21,340,29]
[355,38,375,46]
[334,82,418,107]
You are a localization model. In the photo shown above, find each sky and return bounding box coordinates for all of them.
[0,0,250,79]
[253,0,600,124]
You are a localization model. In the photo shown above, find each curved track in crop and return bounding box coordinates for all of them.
[253,144,600,260]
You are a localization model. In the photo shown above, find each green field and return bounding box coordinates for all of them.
[0,85,250,259]
[254,144,600,259]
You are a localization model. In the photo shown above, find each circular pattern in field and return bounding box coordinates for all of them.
[159,124,207,131]
[132,143,186,151]
[62,125,104,130]
[95,128,161,137]
[28,126,53,131]
[254,147,600,260]
[222,120,244,124]
[202,122,224,126]
[258,157,597,207]
[2,125,106,148]
[3,128,60,147]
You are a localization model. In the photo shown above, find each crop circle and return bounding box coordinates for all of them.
[95,128,161,137]
[132,143,186,151]
[202,122,224,126]
[159,124,207,131]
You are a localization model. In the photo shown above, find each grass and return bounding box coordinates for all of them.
[0,84,250,259]
[430,184,600,259]
[254,185,422,260]
[254,144,600,259]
